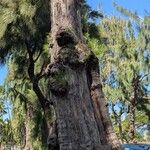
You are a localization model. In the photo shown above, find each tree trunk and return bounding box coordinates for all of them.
[47,0,121,149]
[128,76,139,143]
[112,103,124,143]
[24,106,33,150]
[128,98,135,143]
[88,56,121,149]
[24,105,53,150]
[118,117,123,143]
[43,105,59,150]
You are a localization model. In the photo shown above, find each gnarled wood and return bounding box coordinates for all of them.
[87,55,121,149]
[48,0,121,149]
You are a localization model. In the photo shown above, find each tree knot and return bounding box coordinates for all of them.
[56,29,78,47]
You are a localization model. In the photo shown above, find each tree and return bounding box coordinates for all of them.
[0,86,14,147]
[86,4,150,142]
[113,3,150,142]
[3,33,52,149]
[46,0,120,149]
[0,0,121,149]
[0,0,52,149]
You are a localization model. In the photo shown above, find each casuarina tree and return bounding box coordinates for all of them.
[47,0,121,149]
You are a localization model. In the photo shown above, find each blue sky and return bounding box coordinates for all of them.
[0,66,7,85]
[87,0,150,16]
[0,0,150,85]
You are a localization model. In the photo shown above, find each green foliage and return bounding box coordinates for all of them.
[0,0,52,148]
[0,86,14,145]
[145,128,150,142]
[80,0,103,38]
[87,12,150,142]
[113,2,141,23]
[4,37,51,147]
[0,0,150,146]
[0,0,50,63]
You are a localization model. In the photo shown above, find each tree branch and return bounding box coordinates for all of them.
[26,43,52,110]
[139,74,148,82]
[34,49,42,63]
[36,61,47,80]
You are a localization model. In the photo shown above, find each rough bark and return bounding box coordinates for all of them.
[47,0,121,149]
[87,56,121,149]
[128,98,135,143]
[24,106,33,150]
[128,76,140,143]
